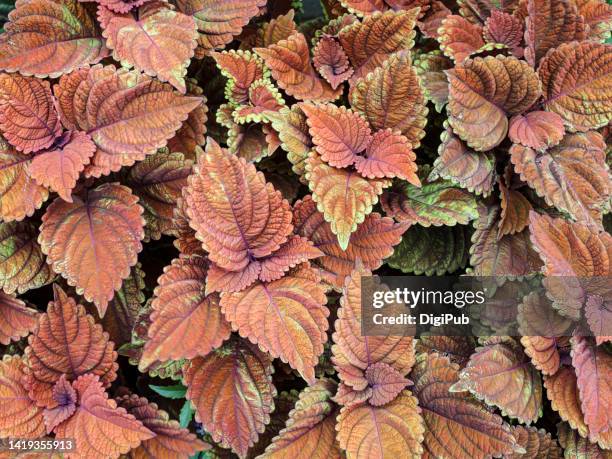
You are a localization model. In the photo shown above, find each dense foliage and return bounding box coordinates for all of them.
[0,0,610,457]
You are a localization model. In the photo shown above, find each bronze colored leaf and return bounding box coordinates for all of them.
[0,291,38,345]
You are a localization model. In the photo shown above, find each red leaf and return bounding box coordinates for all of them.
[183,138,293,271]
[258,235,324,283]
[23,285,118,408]
[483,10,524,52]
[29,131,96,202]
[140,256,231,368]
[0,74,62,153]
[0,292,39,345]
[54,374,154,459]
[184,339,276,458]
[220,265,329,384]
[0,0,108,77]
[438,15,485,63]
[39,183,145,314]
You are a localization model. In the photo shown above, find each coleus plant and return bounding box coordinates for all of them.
[0,0,610,456]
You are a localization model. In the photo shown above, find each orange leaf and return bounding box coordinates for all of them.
[0,138,49,221]
[341,0,386,15]
[350,51,428,149]
[43,375,77,433]
[54,374,154,459]
[0,0,107,78]
[557,422,610,458]
[447,55,541,151]
[184,339,275,458]
[0,74,61,153]
[574,0,612,41]
[293,195,409,288]
[313,36,353,90]
[256,9,297,47]
[411,352,519,458]
[508,111,565,150]
[184,138,293,271]
[0,291,39,345]
[438,15,485,63]
[261,379,341,458]
[78,66,201,177]
[23,285,118,408]
[140,256,231,368]
[355,129,420,183]
[102,5,198,92]
[306,153,389,250]
[258,235,324,283]
[336,391,424,459]
[255,32,340,102]
[545,366,589,438]
[365,362,411,406]
[300,103,371,168]
[39,183,145,315]
[431,128,496,196]
[116,393,210,459]
[524,0,586,66]
[414,51,452,113]
[332,268,415,391]
[220,265,329,384]
[512,132,609,227]
[483,10,524,52]
[506,425,563,459]
[126,149,193,241]
[167,79,208,156]
[338,10,419,81]
[539,41,612,131]
[571,335,612,436]
[211,50,266,104]
[176,0,266,56]
[498,181,531,238]
[0,221,54,294]
[29,131,96,202]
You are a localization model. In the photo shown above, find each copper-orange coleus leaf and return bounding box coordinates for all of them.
[511,132,609,227]
[116,392,210,459]
[0,73,62,153]
[0,291,38,345]
[447,55,541,151]
[101,4,198,92]
[0,355,45,438]
[306,153,390,250]
[337,10,419,81]
[53,64,202,177]
[262,378,341,458]
[452,339,543,423]
[0,0,108,78]
[524,0,586,67]
[23,285,118,408]
[212,50,266,104]
[411,352,519,458]
[332,268,415,393]
[508,111,565,150]
[483,10,524,52]
[140,256,231,368]
[336,391,424,459]
[183,138,293,272]
[350,50,428,149]
[498,181,532,238]
[29,131,96,202]
[176,0,266,56]
[54,374,155,459]
[0,221,54,294]
[220,265,329,384]
[571,335,612,436]
[313,36,353,90]
[293,195,409,288]
[184,339,276,458]
[438,15,485,63]
[538,41,612,131]
[39,183,145,315]
[42,374,76,434]
[255,31,341,102]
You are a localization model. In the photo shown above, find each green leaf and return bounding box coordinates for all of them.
[149,383,187,399]
[180,400,195,428]
[387,224,470,275]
